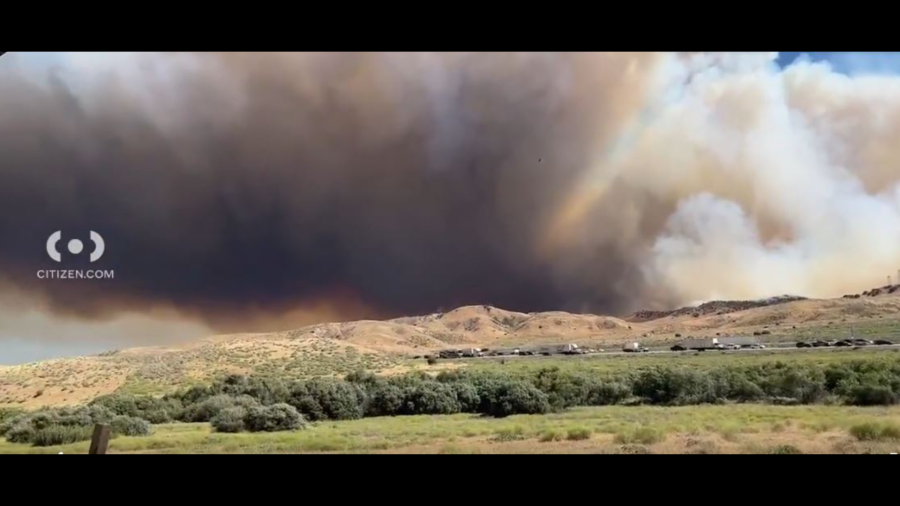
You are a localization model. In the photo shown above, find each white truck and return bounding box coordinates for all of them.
[558,343,583,355]
[623,342,649,353]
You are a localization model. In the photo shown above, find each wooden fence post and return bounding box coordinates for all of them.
[89,424,110,455]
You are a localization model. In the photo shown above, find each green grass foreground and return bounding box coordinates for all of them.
[4,404,900,454]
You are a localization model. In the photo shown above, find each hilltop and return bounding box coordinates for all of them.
[628,295,807,322]
[3,291,900,409]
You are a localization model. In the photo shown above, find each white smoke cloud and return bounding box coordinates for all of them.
[632,53,900,304]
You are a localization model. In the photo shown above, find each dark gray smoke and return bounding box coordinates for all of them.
[3,52,900,339]
[0,52,664,331]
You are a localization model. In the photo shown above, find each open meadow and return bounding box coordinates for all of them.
[3,404,899,454]
[4,345,900,454]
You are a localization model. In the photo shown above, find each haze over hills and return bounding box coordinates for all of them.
[3,289,900,410]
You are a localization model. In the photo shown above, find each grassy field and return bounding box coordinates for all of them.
[4,404,900,454]
[6,339,900,454]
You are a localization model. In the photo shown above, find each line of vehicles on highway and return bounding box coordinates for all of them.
[425,336,896,361]
[669,342,766,352]
[795,338,893,348]
[432,343,596,359]
[668,337,765,352]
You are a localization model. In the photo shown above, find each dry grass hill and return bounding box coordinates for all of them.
[3,289,900,409]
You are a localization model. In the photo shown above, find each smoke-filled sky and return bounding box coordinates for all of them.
[3,52,900,364]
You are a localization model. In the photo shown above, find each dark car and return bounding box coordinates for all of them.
[811,340,830,347]
[873,339,893,346]
[670,344,686,352]
[834,340,853,347]
[796,342,812,348]
[851,339,873,346]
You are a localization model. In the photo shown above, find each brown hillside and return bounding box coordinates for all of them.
[4,293,900,409]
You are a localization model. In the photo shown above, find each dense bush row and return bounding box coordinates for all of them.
[5,357,900,443]
[160,358,900,429]
[179,359,898,423]
[0,404,151,446]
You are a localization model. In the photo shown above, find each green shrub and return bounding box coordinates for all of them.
[435,370,466,383]
[438,444,480,454]
[566,427,592,441]
[143,409,173,424]
[288,379,366,421]
[211,407,246,433]
[87,405,116,424]
[90,394,182,422]
[532,368,592,410]
[482,381,550,418]
[762,367,826,404]
[539,430,563,442]
[493,426,525,442]
[32,425,93,447]
[614,427,664,445]
[714,371,765,402]
[365,383,404,417]
[632,368,723,405]
[182,394,259,422]
[399,382,460,415]
[345,370,378,386]
[768,444,803,454]
[2,406,123,444]
[0,418,16,437]
[688,441,719,454]
[110,415,151,437]
[850,423,881,441]
[883,425,900,439]
[0,408,22,426]
[587,380,632,406]
[846,385,897,406]
[210,375,289,405]
[53,405,114,427]
[850,422,900,441]
[179,385,212,405]
[26,412,57,430]
[90,393,140,417]
[4,421,36,444]
[618,444,653,454]
[244,403,305,432]
[450,382,480,412]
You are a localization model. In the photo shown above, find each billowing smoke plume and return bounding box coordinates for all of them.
[2,52,900,343]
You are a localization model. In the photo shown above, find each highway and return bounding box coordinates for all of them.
[454,343,900,361]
